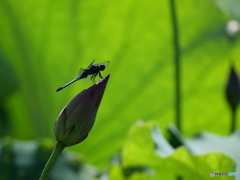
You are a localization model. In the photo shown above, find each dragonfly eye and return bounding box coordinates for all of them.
[99,64,106,71]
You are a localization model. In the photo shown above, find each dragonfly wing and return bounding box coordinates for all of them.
[77,60,95,77]
[78,68,85,76]
[86,59,96,70]
[94,61,110,67]
[77,68,89,80]
[80,74,92,82]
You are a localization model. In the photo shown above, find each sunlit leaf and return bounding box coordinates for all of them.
[0,0,240,168]
[121,121,236,180]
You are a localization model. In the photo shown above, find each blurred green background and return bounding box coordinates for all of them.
[0,0,240,169]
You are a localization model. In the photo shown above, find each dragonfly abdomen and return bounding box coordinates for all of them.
[56,78,78,92]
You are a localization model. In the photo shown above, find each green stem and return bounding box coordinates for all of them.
[169,0,181,132]
[230,108,236,133]
[39,141,65,180]
[169,1,182,180]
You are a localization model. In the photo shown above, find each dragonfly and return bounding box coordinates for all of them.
[56,60,110,92]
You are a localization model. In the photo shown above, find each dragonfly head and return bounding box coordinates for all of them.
[99,64,106,71]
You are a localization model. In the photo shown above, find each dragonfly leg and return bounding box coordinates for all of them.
[98,72,103,78]
[91,73,97,83]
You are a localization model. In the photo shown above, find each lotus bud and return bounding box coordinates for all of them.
[54,75,110,146]
[225,66,240,111]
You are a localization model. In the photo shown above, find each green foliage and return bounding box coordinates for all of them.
[1,122,237,179]
[0,0,240,172]
[0,137,98,180]
[0,53,19,102]
[0,53,19,136]
[212,0,240,20]
[109,121,237,180]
